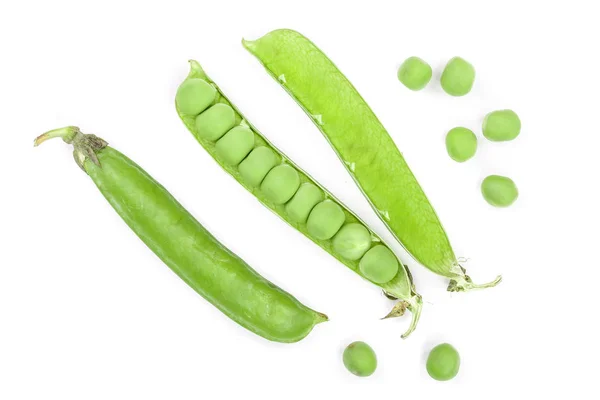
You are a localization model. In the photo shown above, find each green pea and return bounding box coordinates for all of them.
[440,57,475,96]
[343,341,377,377]
[359,245,398,284]
[195,103,236,141]
[260,164,301,204]
[397,57,432,91]
[285,183,324,223]
[215,126,255,166]
[426,343,460,381]
[481,175,518,207]
[482,109,521,142]
[445,127,477,162]
[332,223,372,261]
[306,200,345,240]
[238,147,279,187]
[176,78,216,116]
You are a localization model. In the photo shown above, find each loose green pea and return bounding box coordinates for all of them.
[239,146,279,187]
[445,127,477,162]
[481,175,518,207]
[195,103,236,141]
[176,78,216,115]
[343,341,377,377]
[332,223,372,261]
[359,245,398,284]
[440,57,475,96]
[397,57,432,91]
[260,164,301,204]
[285,183,324,223]
[426,343,460,381]
[482,109,521,142]
[214,126,255,166]
[306,200,345,240]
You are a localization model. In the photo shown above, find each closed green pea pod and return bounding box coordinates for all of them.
[195,103,236,141]
[176,78,216,115]
[307,200,345,240]
[176,60,423,338]
[238,146,280,187]
[215,126,255,165]
[34,127,327,343]
[359,245,399,284]
[332,223,372,261]
[261,164,301,204]
[285,183,324,223]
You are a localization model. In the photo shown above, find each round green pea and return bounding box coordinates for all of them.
[285,183,324,223]
[397,56,432,91]
[238,146,279,187]
[482,109,521,142]
[481,175,518,207]
[440,57,475,96]
[426,343,460,381]
[214,126,255,166]
[358,245,398,284]
[445,127,477,162]
[332,223,372,261]
[195,103,236,141]
[176,79,216,116]
[343,341,377,377]
[306,200,345,240]
[260,164,301,204]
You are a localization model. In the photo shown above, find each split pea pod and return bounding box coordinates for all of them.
[34,126,326,343]
[176,60,422,338]
[243,29,501,292]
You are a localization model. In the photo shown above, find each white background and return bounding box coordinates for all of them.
[1,0,599,398]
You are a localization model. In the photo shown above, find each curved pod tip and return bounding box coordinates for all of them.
[447,274,502,292]
[381,294,422,339]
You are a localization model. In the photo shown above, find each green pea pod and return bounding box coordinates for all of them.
[34,126,326,343]
[176,60,422,338]
[243,29,501,292]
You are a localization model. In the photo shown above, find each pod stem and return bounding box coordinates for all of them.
[34,126,108,170]
[447,274,502,292]
[381,294,423,339]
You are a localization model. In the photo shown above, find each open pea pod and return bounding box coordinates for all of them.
[176,60,422,338]
[243,29,501,292]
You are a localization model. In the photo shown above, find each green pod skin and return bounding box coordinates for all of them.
[176,61,422,338]
[34,127,326,343]
[243,29,501,292]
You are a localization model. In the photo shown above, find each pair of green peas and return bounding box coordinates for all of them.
[343,341,460,381]
[176,78,400,284]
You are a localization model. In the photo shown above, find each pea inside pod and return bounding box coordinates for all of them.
[176,60,423,338]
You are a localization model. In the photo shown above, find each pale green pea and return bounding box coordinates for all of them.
[481,175,518,207]
[238,147,279,187]
[260,164,301,204]
[176,78,216,115]
[343,341,377,377]
[426,343,460,381]
[332,223,372,261]
[306,200,345,240]
[195,103,236,141]
[445,127,477,162]
[482,109,521,142]
[214,126,255,166]
[285,183,324,223]
[359,245,398,284]
[441,57,475,96]
[397,57,432,91]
